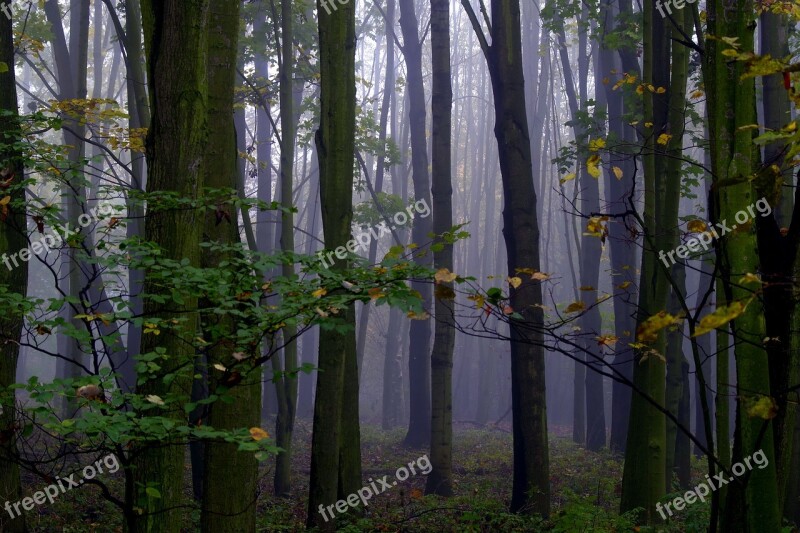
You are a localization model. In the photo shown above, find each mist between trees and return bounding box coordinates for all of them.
[1,0,800,532]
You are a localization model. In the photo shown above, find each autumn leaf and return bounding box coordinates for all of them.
[507,276,522,289]
[596,335,618,347]
[532,272,550,281]
[687,219,707,233]
[617,281,633,290]
[146,395,165,406]
[312,288,327,298]
[738,273,761,285]
[656,133,672,145]
[367,287,384,300]
[503,305,514,315]
[579,286,595,291]
[636,311,681,343]
[435,268,458,284]
[589,138,606,152]
[467,293,485,309]
[213,363,227,372]
[559,172,576,185]
[407,310,431,320]
[587,154,602,178]
[693,299,750,337]
[410,488,424,500]
[435,285,456,300]
[612,166,623,180]
[565,301,586,313]
[249,427,270,441]
[746,396,778,420]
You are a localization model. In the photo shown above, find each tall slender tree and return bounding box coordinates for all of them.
[306,0,359,527]
[426,0,455,497]
[461,0,550,516]
[398,0,434,448]
[0,8,28,532]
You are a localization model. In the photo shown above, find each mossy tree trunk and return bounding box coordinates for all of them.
[199,1,261,531]
[0,9,28,533]
[704,0,780,529]
[306,0,359,527]
[132,2,210,531]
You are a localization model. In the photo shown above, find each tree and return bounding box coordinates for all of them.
[398,0,434,449]
[461,0,550,516]
[199,1,261,531]
[306,0,360,527]
[426,0,455,497]
[133,1,210,530]
[0,8,28,532]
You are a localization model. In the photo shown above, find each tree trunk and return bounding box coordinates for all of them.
[306,0,359,527]
[132,2,210,530]
[0,9,28,532]
[426,0,455,497]
[198,2,260,531]
[462,0,550,516]
[398,0,433,449]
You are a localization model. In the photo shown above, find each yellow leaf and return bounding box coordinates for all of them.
[507,276,522,289]
[636,84,645,95]
[213,363,226,371]
[746,396,777,420]
[637,311,681,343]
[721,48,740,57]
[435,268,458,283]
[560,172,576,185]
[407,310,431,320]
[656,133,672,145]
[312,288,327,298]
[587,154,602,178]
[687,219,707,233]
[693,299,750,337]
[532,272,550,281]
[655,86,666,94]
[565,301,586,313]
[739,273,761,285]
[467,293,485,309]
[146,395,165,406]
[690,90,705,99]
[644,122,653,128]
[589,138,606,152]
[612,166,623,180]
[596,335,618,347]
[249,427,270,441]
[617,281,632,290]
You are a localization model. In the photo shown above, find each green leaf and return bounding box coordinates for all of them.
[0,62,8,73]
[145,487,162,499]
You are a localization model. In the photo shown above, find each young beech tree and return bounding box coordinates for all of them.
[461,0,550,516]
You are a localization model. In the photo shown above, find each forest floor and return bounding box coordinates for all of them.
[20,422,721,532]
